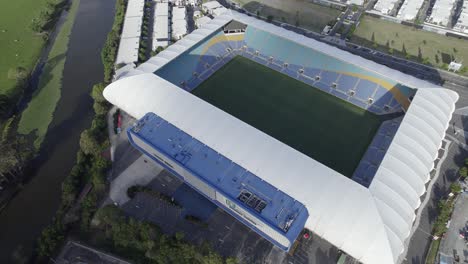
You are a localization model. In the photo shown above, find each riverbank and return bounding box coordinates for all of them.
[18,0,81,150]
[0,0,117,261]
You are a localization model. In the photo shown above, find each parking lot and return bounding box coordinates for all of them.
[113,154,339,264]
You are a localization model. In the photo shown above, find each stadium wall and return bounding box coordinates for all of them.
[127,126,296,250]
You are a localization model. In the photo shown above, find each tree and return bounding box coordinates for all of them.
[8,67,28,81]
[36,222,64,257]
[0,144,20,182]
[93,101,109,116]
[79,129,101,155]
[30,18,43,32]
[371,32,375,42]
[156,46,165,53]
[267,15,274,23]
[95,205,124,226]
[91,83,106,103]
[402,43,407,55]
[450,183,462,193]
[459,167,467,179]
[91,115,107,134]
[226,257,238,264]
[422,57,430,65]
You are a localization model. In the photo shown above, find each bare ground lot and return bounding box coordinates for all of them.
[232,0,341,32]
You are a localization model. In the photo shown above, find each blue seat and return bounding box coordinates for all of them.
[319,71,339,86]
[336,75,358,92]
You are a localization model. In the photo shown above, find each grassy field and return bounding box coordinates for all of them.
[192,56,382,177]
[351,15,468,74]
[0,0,51,96]
[232,0,341,32]
[17,0,80,150]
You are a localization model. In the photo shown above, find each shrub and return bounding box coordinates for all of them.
[450,183,462,194]
[459,167,467,179]
[79,129,101,155]
[7,67,28,81]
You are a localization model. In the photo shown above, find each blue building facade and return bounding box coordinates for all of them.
[127,113,309,250]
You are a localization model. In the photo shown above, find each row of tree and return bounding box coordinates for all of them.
[95,205,237,264]
[101,0,127,83]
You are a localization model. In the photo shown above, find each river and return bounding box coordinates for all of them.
[0,0,116,261]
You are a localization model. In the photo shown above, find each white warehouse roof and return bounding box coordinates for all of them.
[125,0,144,18]
[202,1,223,10]
[172,6,187,39]
[115,38,140,65]
[116,0,144,65]
[104,10,459,264]
[374,0,399,15]
[397,0,425,21]
[153,2,170,50]
[428,0,456,26]
[454,1,468,33]
[121,16,142,38]
[196,16,212,28]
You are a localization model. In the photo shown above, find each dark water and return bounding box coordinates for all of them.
[0,0,116,261]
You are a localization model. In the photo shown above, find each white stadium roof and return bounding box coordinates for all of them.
[104,10,459,264]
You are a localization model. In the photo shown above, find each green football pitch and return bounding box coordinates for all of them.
[192,56,382,177]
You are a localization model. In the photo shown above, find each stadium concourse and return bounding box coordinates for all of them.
[104,10,459,264]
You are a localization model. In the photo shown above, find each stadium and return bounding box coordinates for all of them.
[104,10,459,264]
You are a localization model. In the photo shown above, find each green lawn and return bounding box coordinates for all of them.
[0,0,51,96]
[192,56,382,177]
[352,15,468,75]
[17,0,80,150]
[232,0,341,32]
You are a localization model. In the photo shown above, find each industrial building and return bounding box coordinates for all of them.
[427,0,457,26]
[172,6,187,40]
[104,10,458,264]
[115,0,144,65]
[153,1,170,49]
[454,0,468,33]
